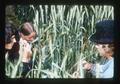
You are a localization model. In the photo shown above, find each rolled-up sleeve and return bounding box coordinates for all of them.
[90,58,114,78]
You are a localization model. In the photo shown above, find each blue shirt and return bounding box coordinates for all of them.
[90,57,114,78]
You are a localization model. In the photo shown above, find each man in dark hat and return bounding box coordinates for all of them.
[82,20,114,78]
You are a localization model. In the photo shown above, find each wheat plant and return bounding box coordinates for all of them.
[5,5,114,78]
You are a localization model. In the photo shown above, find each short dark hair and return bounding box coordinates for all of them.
[5,20,17,43]
[19,22,36,36]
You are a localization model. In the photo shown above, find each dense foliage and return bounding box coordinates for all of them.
[5,5,114,78]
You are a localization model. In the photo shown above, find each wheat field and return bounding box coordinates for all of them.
[5,5,114,78]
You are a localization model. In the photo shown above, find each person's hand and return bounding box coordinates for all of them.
[82,60,92,70]
[20,38,32,63]
[23,41,31,53]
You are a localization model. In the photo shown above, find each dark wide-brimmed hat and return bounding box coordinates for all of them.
[89,20,114,44]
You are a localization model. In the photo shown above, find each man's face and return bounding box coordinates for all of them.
[95,44,114,58]
[21,32,36,42]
